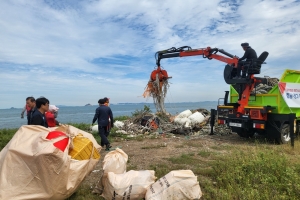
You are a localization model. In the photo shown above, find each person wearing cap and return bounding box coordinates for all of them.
[234,42,257,79]
[92,98,114,151]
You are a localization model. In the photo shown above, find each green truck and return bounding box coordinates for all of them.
[151,45,299,144]
[214,69,300,144]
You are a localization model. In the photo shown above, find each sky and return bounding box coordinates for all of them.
[1,0,300,109]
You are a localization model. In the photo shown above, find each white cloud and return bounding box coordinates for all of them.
[0,0,300,109]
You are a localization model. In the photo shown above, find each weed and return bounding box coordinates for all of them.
[131,105,152,117]
[168,153,199,165]
[149,163,171,179]
[68,123,91,132]
[141,144,167,149]
[67,184,105,200]
[184,141,204,148]
[198,150,212,158]
[0,128,18,150]
[114,116,130,121]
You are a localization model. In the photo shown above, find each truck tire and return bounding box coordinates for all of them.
[277,124,290,144]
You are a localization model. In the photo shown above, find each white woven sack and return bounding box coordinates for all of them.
[176,110,192,118]
[188,112,205,125]
[103,148,128,174]
[174,117,191,125]
[102,170,156,200]
[145,170,202,200]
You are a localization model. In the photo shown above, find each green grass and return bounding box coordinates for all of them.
[141,143,167,149]
[114,115,131,121]
[2,125,300,200]
[0,128,18,150]
[203,148,300,199]
[157,145,300,200]
[198,150,212,158]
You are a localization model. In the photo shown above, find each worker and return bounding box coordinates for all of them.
[103,97,110,106]
[103,97,112,135]
[92,98,114,151]
[234,42,257,79]
[45,105,59,127]
[30,97,50,128]
[25,96,36,125]
[21,104,31,119]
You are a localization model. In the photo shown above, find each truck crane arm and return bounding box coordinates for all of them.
[147,45,268,115]
[155,46,239,67]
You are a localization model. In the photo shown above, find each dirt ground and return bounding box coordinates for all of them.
[83,132,262,191]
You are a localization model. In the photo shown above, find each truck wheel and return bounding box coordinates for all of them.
[278,124,290,144]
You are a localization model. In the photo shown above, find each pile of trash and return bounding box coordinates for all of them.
[232,77,279,94]
[91,108,230,138]
[94,148,202,200]
[254,77,279,94]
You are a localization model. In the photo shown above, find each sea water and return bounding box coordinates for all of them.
[0,102,217,129]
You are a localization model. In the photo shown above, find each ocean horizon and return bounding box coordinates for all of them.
[4,101,218,110]
[0,101,219,129]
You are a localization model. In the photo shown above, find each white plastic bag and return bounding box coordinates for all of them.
[91,124,98,133]
[102,170,156,200]
[145,170,202,200]
[114,120,125,129]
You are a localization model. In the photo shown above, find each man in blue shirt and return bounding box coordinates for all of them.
[92,98,114,151]
[30,97,49,128]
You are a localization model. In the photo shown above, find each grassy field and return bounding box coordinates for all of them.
[1,120,300,200]
[69,137,300,200]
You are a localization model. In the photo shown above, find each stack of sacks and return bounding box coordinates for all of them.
[92,120,124,133]
[174,110,206,127]
[101,148,156,200]
[174,110,192,127]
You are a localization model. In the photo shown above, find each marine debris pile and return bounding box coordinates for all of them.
[109,108,230,138]
[254,77,279,94]
[112,78,280,138]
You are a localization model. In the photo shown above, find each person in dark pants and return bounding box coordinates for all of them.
[234,42,257,79]
[103,97,112,135]
[25,96,36,125]
[30,97,50,128]
[92,98,114,151]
